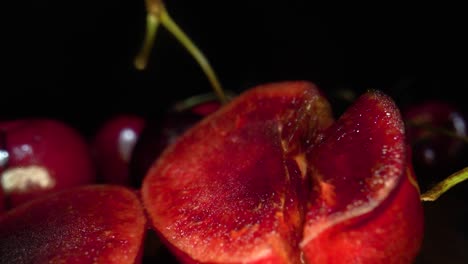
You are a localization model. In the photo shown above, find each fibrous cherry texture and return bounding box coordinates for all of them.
[142,81,424,263]
[0,185,146,264]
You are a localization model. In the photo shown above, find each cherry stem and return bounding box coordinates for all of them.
[135,0,228,104]
[420,166,468,201]
[134,14,160,70]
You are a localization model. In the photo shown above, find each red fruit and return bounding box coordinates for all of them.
[141,81,423,263]
[0,185,146,264]
[0,119,96,209]
[403,100,467,188]
[92,115,146,186]
[404,101,466,165]
[301,91,424,263]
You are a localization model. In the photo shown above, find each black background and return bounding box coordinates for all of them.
[6,1,468,132]
[5,1,468,263]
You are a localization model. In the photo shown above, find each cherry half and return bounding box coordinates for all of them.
[141,81,423,263]
[0,185,146,263]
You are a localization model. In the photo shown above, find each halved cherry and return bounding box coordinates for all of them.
[141,82,423,263]
[301,90,423,263]
[0,185,146,264]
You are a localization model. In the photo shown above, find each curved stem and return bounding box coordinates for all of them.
[159,11,227,104]
[134,14,160,70]
[135,0,227,104]
[421,166,468,201]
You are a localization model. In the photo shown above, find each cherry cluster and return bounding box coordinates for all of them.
[2,82,465,264]
[0,96,220,212]
[1,0,467,263]
[0,94,220,262]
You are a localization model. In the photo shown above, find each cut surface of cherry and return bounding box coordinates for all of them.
[141,81,423,263]
[0,119,96,209]
[92,114,146,186]
[302,91,424,263]
[0,185,146,264]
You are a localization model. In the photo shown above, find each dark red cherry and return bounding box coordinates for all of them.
[91,114,146,186]
[403,100,468,189]
[0,119,96,209]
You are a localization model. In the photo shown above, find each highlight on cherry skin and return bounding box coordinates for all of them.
[91,114,146,186]
[402,100,468,191]
[0,119,96,210]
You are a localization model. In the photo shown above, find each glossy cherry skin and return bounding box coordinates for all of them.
[403,100,467,189]
[0,119,96,209]
[92,114,146,186]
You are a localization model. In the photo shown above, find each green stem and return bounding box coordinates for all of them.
[421,166,468,201]
[159,11,227,104]
[135,0,227,104]
[134,14,160,70]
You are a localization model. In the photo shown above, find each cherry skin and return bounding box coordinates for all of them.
[403,100,468,190]
[0,119,96,209]
[91,114,146,186]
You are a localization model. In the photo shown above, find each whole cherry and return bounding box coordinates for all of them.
[91,114,146,186]
[403,100,468,191]
[0,119,96,209]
